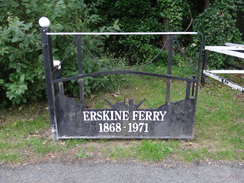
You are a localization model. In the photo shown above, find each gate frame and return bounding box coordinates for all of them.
[39,17,204,140]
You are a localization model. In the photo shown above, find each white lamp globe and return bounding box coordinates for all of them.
[39,17,50,27]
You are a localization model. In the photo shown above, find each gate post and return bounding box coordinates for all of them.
[201,50,209,86]
[39,17,57,140]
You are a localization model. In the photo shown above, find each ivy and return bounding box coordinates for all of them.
[158,0,187,31]
[193,0,242,68]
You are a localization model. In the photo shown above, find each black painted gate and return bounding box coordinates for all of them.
[40,20,203,140]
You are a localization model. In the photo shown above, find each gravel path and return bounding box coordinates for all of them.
[0,161,243,183]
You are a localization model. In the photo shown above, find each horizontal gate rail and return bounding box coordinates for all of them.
[47,32,199,36]
[205,70,244,74]
[203,70,243,92]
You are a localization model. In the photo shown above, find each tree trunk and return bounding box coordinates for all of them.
[161,18,175,55]
[161,18,170,50]
[204,0,210,9]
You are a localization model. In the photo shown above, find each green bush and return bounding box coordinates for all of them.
[1,0,243,107]
[93,0,191,65]
[192,1,243,68]
[94,0,162,65]
[0,0,125,107]
[0,14,44,106]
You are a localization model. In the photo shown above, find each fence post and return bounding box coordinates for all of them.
[39,17,57,140]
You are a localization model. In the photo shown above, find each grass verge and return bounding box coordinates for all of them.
[0,66,243,164]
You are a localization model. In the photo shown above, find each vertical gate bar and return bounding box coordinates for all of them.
[53,63,61,94]
[76,36,85,107]
[191,75,196,97]
[58,82,64,95]
[78,79,85,108]
[40,27,57,140]
[165,35,174,104]
[195,33,204,100]
[186,81,191,99]
[77,35,83,74]
[201,50,209,86]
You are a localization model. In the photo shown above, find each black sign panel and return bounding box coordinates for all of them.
[55,94,196,139]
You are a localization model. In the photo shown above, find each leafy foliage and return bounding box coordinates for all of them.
[158,0,188,31]
[0,0,243,106]
[193,0,243,68]
[92,0,193,65]
[0,14,44,105]
[93,0,162,65]
[0,0,125,107]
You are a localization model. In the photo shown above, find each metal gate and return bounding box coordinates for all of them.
[39,18,204,140]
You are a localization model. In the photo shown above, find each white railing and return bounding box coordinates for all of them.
[203,43,244,92]
[46,32,199,36]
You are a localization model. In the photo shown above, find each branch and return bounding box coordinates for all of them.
[184,0,193,32]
